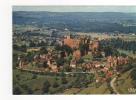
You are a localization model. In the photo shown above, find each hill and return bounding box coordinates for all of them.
[13,11,136,33]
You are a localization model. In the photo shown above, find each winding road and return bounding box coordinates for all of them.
[110,76,120,94]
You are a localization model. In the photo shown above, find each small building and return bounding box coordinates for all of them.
[73,50,81,60]
[70,58,77,68]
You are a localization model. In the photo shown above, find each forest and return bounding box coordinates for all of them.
[13,11,136,33]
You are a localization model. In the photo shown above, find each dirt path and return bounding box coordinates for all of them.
[110,76,120,94]
[16,67,94,74]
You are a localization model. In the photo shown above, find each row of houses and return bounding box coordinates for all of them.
[70,55,128,70]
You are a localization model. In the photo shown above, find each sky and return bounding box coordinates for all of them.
[13,6,136,12]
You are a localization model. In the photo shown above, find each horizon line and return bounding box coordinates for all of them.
[13,6,136,13]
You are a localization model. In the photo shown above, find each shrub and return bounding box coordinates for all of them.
[32,74,37,79]
[13,86,22,95]
[130,68,136,80]
[61,77,68,84]
[53,81,59,88]
[42,79,51,94]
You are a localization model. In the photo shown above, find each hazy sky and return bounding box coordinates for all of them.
[13,6,136,12]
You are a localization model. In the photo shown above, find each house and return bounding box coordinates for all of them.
[70,58,77,68]
[64,35,75,48]
[50,64,58,72]
[89,39,99,51]
[73,50,81,60]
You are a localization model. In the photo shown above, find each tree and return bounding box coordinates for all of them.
[62,45,73,56]
[32,74,37,79]
[55,44,61,51]
[52,81,59,88]
[61,77,68,84]
[63,64,71,72]
[72,74,89,88]
[55,44,73,56]
[79,43,89,56]
[13,53,18,69]
[77,57,84,64]
[38,41,46,46]
[26,52,34,62]
[13,44,19,50]
[40,47,48,54]
[98,71,106,78]
[88,73,95,82]
[103,46,113,56]
[130,68,136,80]
[43,61,48,68]
[27,87,33,94]
[56,58,65,67]
[13,44,27,52]
[13,86,22,95]
[42,79,51,93]
[92,51,103,59]
[29,42,36,47]
[20,45,27,52]
[21,84,34,94]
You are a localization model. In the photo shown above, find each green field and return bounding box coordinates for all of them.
[13,68,114,94]
[117,49,136,58]
[115,69,136,94]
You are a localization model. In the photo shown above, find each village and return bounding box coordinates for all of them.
[16,31,130,83]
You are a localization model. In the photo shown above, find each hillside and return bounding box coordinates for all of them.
[13,11,136,33]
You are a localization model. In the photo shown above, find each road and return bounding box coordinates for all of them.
[110,76,120,94]
[16,67,94,74]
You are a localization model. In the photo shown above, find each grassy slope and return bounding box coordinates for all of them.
[115,69,135,94]
[79,83,111,94]
[63,82,111,94]
[63,88,81,94]
[13,69,77,94]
